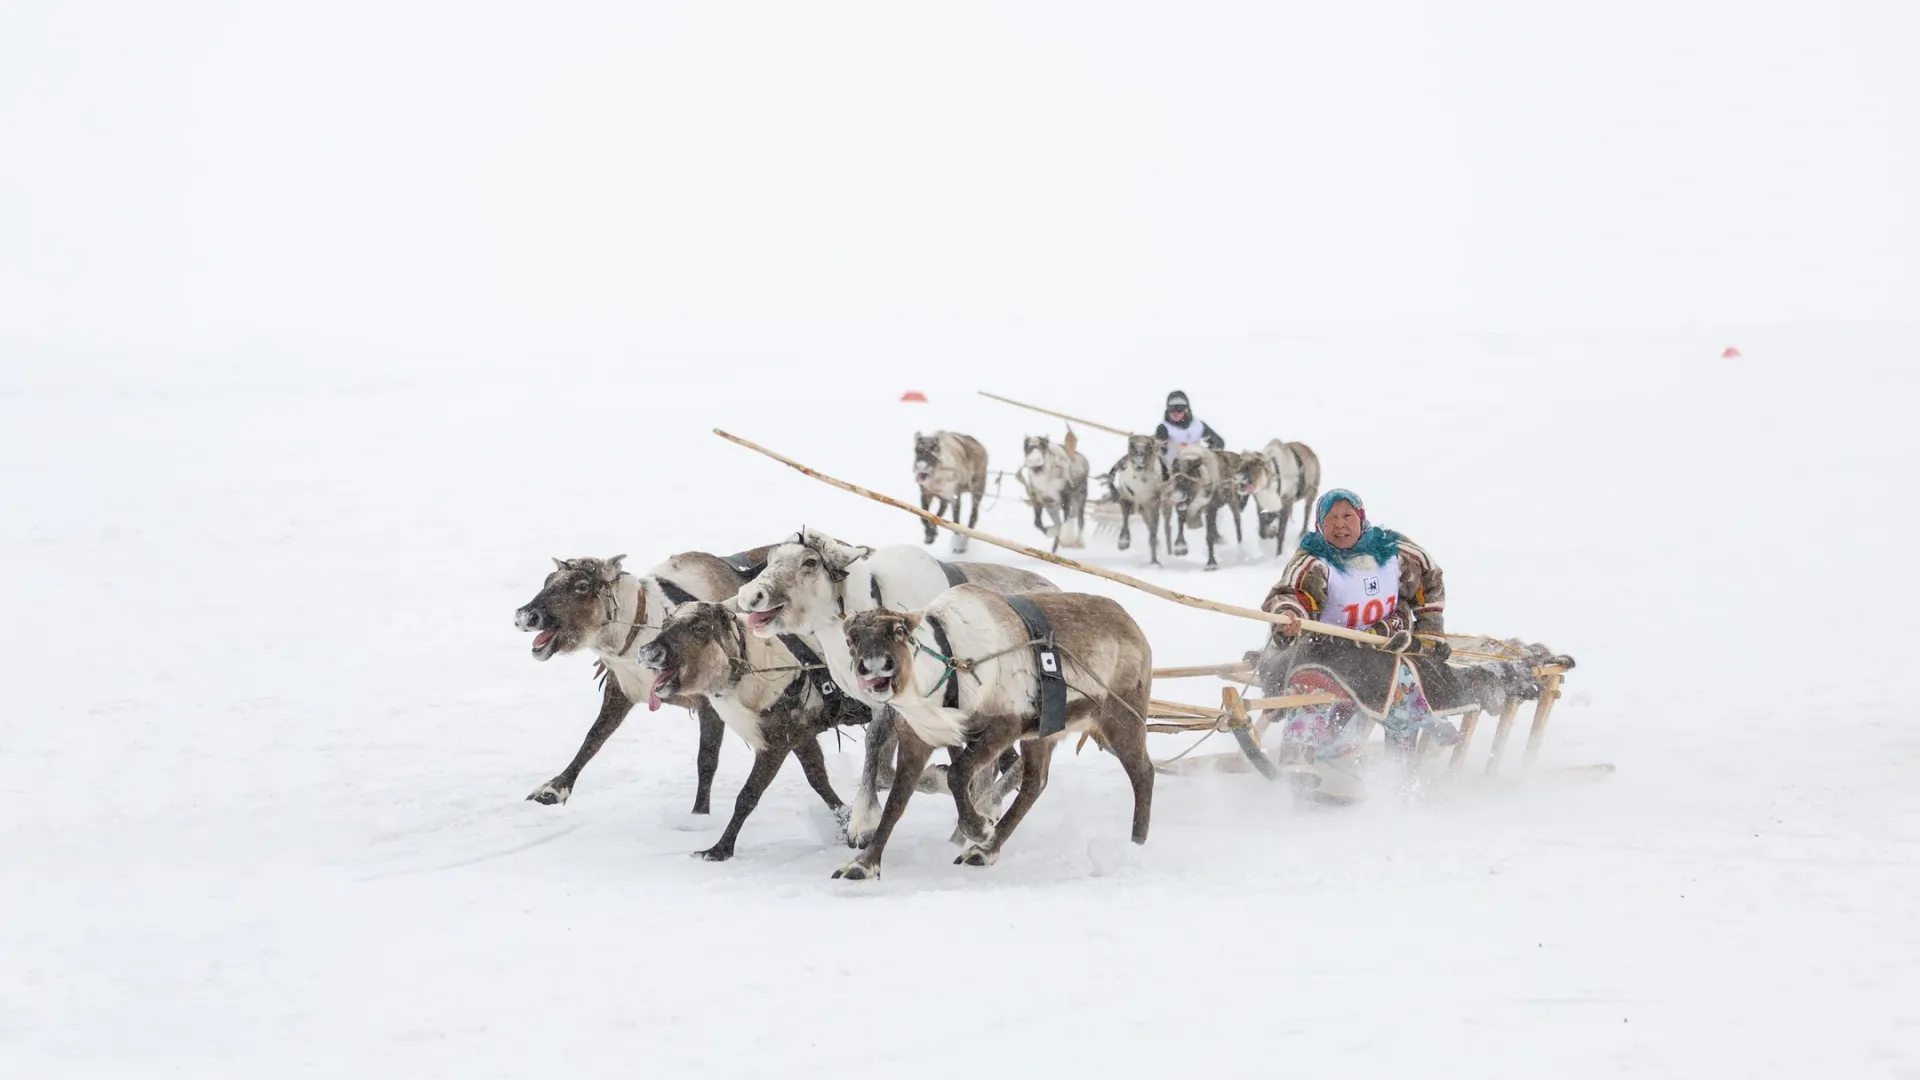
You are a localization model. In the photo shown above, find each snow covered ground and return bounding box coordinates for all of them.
[7,2,1920,1076]
[5,332,1918,1077]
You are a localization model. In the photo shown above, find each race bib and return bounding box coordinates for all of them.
[1320,554,1401,629]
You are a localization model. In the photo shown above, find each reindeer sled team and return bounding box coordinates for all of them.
[510,393,1573,880]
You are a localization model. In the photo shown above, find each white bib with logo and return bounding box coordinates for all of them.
[1320,552,1401,629]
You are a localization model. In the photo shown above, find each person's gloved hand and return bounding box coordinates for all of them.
[1367,621,1414,654]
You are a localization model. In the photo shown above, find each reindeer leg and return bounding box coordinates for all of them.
[1275,497,1292,556]
[960,738,1053,866]
[1171,510,1189,558]
[1097,689,1155,845]
[528,679,634,806]
[920,489,938,544]
[695,730,797,862]
[950,491,968,554]
[789,733,848,840]
[1204,505,1221,570]
[1229,494,1245,545]
[834,727,934,881]
[1117,498,1133,551]
[946,721,1020,845]
[1144,499,1162,565]
[691,702,725,814]
[850,706,897,848]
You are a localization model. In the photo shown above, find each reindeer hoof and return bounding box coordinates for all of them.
[955,845,998,867]
[1117,536,1131,551]
[693,846,734,862]
[526,782,570,805]
[1172,542,1189,557]
[1204,562,1220,572]
[833,862,878,881]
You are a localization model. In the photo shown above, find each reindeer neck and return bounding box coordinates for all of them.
[593,574,651,660]
[722,629,806,713]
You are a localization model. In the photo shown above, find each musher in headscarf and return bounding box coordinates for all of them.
[1258,489,1454,789]
[1153,390,1224,462]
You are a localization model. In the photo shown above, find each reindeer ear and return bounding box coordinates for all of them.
[608,554,627,572]
[601,556,627,582]
[552,557,569,572]
[814,535,871,574]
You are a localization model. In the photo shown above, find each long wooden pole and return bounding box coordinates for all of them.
[712,428,1390,648]
[976,392,1139,439]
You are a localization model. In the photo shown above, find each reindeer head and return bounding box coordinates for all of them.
[912,433,941,483]
[734,527,872,637]
[514,555,627,661]
[1235,453,1272,497]
[842,608,922,702]
[1169,455,1209,512]
[1022,434,1052,470]
[1125,434,1159,469]
[634,600,746,709]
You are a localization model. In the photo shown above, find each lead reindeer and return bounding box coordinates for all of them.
[636,601,871,861]
[1167,445,1247,570]
[911,431,989,554]
[833,585,1156,880]
[1235,440,1321,555]
[1020,434,1090,553]
[1105,433,1172,566]
[733,528,1059,846]
[515,550,841,813]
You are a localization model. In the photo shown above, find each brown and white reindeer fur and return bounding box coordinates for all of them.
[1167,445,1247,571]
[733,528,1058,848]
[1105,433,1173,566]
[1235,440,1321,555]
[514,550,832,814]
[1020,434,1090,553]
[833,585,1155,879]
[911,431,989,554]
[635,601,863,861]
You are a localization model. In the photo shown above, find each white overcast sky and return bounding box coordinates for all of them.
[1,1,1914,352]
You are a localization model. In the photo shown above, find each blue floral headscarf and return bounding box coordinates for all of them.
[1300,488,1402,569]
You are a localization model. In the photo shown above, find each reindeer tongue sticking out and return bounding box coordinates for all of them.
[648,671,672,711]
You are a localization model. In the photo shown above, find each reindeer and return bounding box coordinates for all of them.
[1235,440,1321,555]
[733,528,1058,848]
[1167,445,1247,571]
[1104,433,1173,565]
[1019,434,1090,553]
[833,585,1155,880]
[911,431,989,554]
[514,549,815,813]
[635,601,870,861]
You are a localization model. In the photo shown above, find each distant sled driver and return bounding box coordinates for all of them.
[1253,489,1458,798]
[1154,390,1224,462]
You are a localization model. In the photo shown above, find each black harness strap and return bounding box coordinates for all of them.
[925,615,961,710]
[935,560,968,588]
[776,633,850,713]
[656,578,700,606]
[1001,594,1068,737]
[721,551,766,579]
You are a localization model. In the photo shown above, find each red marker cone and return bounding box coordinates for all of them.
[1722,347,1742,359]
[900,391,928,402]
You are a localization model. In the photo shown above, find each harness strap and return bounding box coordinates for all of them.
[868,574,885,609]
[935,560,968,588]
[925,615,961,710]
[776,633,847,711]
[721,551,766,579]
[657,577,699,606]
[616,579,648,658]
[1001,594,1069,737]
